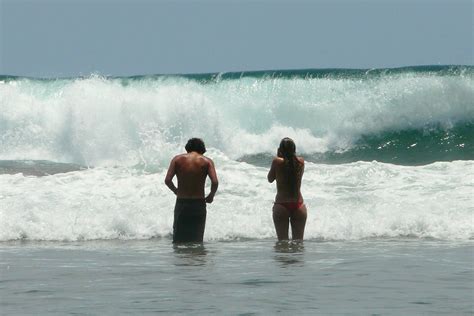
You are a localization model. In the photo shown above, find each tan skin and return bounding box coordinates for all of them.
[267,152,307,240]
[165,151,218,203]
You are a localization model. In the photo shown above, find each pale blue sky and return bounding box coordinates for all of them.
[0,0,472,77]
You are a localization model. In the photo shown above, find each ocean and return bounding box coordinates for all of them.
[0,65,473,314]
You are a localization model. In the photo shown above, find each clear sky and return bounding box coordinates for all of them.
[0,0,472,77]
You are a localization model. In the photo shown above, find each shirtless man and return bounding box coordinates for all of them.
[267,137,307,240]
[165,138,218,243]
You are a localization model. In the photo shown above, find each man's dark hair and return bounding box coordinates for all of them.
[185,138,206,154]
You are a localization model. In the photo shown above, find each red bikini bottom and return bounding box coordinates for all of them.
[275,201,304,211]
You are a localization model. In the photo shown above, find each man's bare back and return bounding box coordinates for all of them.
[164,138,218,243]
[165,152,218,201]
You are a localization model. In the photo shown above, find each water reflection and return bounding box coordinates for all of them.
[273,240,305,267]
[172,243,208,266]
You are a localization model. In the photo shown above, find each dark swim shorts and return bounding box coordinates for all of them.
[173,198,207,243]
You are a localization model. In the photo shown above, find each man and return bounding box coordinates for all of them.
[164,138,218,243]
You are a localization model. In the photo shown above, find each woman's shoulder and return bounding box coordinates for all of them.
[271,157,285,167]
[272,156,284,163]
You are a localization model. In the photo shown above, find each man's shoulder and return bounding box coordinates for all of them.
[203,154,213,161]
[200,155,214,166]
[171,153,190,164]
[173,153,187,160]
[173,153,212,164]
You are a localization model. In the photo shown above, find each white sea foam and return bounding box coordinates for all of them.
[1,73,472,241]
[1,156,472,241]
[0,73,472,166]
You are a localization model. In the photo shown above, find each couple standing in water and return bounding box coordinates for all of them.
[165,137,307,243]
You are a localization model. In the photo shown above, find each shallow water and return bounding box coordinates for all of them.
[1,239,472,315]
[1,66,473,314]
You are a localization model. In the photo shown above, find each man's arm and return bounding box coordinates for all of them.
[267,158,277,183]
[164,157,178,195]
[205,159,218,203]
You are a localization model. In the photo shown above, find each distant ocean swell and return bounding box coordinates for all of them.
[0,66,473,242]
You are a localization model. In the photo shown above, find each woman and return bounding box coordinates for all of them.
[267,137,307,240]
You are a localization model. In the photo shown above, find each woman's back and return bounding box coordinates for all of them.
[268,137,308,240]
[274,156,304,202]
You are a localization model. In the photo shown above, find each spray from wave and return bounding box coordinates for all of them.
[1,158,472,242]
[1,66,473,167]
[0,66,473,242]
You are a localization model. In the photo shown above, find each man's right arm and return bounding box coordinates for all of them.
[205,159,218,203]
[164,157,178,195]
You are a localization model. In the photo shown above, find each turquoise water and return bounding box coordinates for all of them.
[1,65,472,167]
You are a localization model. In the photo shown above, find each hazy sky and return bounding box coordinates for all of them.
[0,0,472,77]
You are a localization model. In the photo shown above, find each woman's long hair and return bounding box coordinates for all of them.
[278,137,300,198]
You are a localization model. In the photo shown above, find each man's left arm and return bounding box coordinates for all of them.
[164,157,178,195]
[205,159,218,203]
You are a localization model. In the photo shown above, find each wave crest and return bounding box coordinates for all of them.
[0,66,473,166]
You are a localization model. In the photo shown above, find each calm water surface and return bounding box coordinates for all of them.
[1,239,473,315]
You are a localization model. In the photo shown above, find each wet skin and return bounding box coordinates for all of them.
[267,155,307,240]
[165,151,218,203]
